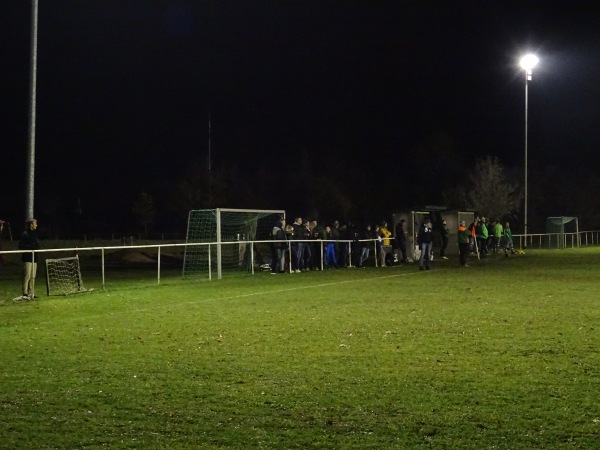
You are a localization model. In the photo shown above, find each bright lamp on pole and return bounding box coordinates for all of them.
[519,53,538,248]
[520,54,539,77]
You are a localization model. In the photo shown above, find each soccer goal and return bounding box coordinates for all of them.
[45,255,90,296]
[183,208,286,279]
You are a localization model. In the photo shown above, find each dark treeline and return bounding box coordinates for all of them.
[2,132,598,240]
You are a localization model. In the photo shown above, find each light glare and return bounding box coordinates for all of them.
[520,54,539,71]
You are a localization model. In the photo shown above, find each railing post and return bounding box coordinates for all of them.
[251,242,255,275]
[157,246,161,285]
[320,240,324,271]
[101,248,105,290]
[208,243,212,281]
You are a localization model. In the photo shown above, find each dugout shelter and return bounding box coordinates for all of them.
[393,207,475,260]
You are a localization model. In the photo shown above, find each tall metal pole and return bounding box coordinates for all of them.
[208,113,212,208]
[519,53,538,248]
[27,0,39,220]
[524,73,529,247]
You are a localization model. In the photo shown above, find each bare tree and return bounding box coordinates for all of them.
[172,161,230,217]
[132,192,156,238]
[465,156,522,220]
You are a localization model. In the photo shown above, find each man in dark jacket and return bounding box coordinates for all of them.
[357,224,376,267]
[301,219,313,270]
[394,219,408,263]
[439,219,450,260]
[417,217,433,270]
[309,220,323,270]
[270,218,287,274]
[19,218,40,299]
[291,217,304,272]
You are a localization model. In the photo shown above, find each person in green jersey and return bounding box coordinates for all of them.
[493,220,503,255]
[503,221,516,256]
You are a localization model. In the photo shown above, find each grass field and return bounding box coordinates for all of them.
[1,249,600,449]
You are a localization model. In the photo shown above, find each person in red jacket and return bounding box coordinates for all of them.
[457,220,471,267]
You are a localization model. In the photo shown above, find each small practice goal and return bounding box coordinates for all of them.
[45,255,91,296]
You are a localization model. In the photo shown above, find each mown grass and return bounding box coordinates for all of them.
[1,249,600,449]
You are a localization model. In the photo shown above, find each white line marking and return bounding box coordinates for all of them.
[187,269,425,304]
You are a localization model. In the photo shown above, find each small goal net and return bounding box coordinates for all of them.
[45,255,90,296]
[183,208,285,278]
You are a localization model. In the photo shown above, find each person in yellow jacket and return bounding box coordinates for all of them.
[379,221,392,266]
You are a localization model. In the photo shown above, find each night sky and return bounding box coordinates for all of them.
[2,1,600,236]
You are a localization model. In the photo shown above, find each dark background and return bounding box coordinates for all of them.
[2,1,600,238]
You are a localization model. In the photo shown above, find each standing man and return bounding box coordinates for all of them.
[19,218,40,299]
[291,216,304,273]
[439,219,450,260]
[379,221,392,267]
[309,220,322,270]
[476,217,489,257]
[394,219,408,263]
[503,221,515,256]
[324,225,338,269]
[493,220,504,255]
[330,220,341,267]
[457,220,470,267]
[270,217,287,274]
[468,216,479,255]
[301,219,312,270]
[417,217,434,270]
[357,224,373,267]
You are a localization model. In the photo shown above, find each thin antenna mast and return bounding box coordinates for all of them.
[208,113,212,207]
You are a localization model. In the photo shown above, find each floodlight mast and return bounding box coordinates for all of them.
[519,53,538,248]
[26,0,39,221]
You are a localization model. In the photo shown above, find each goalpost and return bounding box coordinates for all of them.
[183,208,286,279]
[45,255,90,296]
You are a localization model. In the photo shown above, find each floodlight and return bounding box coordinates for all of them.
[519,54,539,71]
[519,53,540,248]
[520,54,539,80]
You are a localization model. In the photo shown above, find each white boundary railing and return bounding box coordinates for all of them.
[515,230,600,249]
[0,239,383,288]
[1,230,599,292]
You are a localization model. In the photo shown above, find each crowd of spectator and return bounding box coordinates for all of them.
[269,216,415,274]
[269,213,517,274]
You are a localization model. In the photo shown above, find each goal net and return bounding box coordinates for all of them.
[183,208,286,278]
[45,255,89,296]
